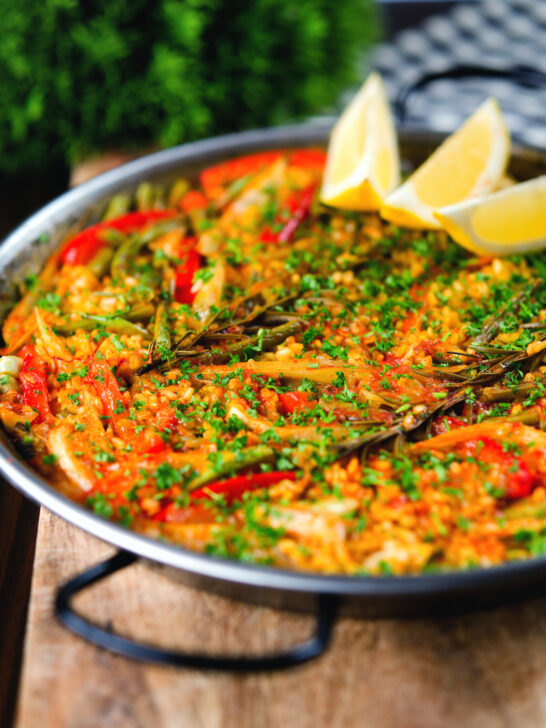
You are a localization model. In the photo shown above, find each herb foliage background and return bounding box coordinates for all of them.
[0,0,377,180]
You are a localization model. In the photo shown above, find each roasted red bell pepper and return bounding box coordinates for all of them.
[200,151,282,195]
[279,391,312,415]
[461,436,538,500]
[200,149,326,198]
[60,210,178,266]
[259,184,316,245]
[191,470,297,504]
[155,470,297,522]
[19,345,51,423]
[288,148,327,170]
[179,190,208,213]
[174,237,201,304]
[137,428,167,454]
[277,184,315,243]
[506,460,537,500]
[401,312,419,334]
[88,359,126,418]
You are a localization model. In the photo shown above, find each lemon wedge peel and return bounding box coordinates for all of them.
[434,175,546,257]
[320,72,400,211]
[380,98,511,229]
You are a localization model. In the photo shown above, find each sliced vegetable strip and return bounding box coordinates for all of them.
[88,359,126,418]
[60,210,177,265]
[19,346,51,423]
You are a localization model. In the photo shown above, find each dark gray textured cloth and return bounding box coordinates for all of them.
[372,0,546,148]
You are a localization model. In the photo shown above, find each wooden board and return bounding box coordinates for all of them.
[0,482,38,728]
[15,509,546,728]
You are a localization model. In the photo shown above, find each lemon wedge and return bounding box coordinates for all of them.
[434,176,546,256]
[320,72,400,210]
[380,98,510,228]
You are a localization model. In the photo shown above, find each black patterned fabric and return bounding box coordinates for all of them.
[372,0,546,148]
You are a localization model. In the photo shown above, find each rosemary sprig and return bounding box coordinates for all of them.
[468,281,539,347]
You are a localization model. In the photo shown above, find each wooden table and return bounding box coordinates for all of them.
[11,508,546,728]
[0,485,38,728]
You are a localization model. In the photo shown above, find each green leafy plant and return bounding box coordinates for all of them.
[0,0,378,177]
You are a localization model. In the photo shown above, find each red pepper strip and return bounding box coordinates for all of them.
[180,190,208,213]
[19,345,51,423]
[200,148,326,198]
[461,437,538,500]
[258,227,279,243]
[191,470,297,504]
[401,312,418,334]
[200,151,282,195]
[110,417,166,454]
[259,185,316,245]
[288,148,327,170]
[155,470,298,522]
[88,359,126,418]
[137,428,166,454]
[277,184,315,243]
[60,210,178,266]
[505,460,537,500]
[174,237,201,304]
[279,391,312,415]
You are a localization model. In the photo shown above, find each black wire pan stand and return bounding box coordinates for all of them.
[55,551,339,671]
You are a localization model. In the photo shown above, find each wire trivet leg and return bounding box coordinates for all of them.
[55,550,339,671]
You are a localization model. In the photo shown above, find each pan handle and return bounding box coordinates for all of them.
[55,550,339,671]
[395,64,546,122]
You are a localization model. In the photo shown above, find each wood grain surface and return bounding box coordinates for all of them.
[0,482,39,728]
[15,509,546,728]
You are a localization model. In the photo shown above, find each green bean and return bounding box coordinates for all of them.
[55,304,154,336]
[110,219,182,278]
[74,317,151,339]
[110,236,147,279]
[100,229,127,246]
[124,303,156,322]
[215,173,253,209]
[12,256,59,323]
[505,498,546,520]
[102,318,152,338]
[102,193,131,221]
[152,300,171,355]
[168,178,190,208]
[138,320,303,375]
[87,246,114,278]
[85,229,128,277]
[481,382,538,403]
[193,321,303,366]
[135,182,155,211]
[487,409,543,427]
[187,446,275,492]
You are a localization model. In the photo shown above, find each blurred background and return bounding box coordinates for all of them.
[0,0,544,230]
